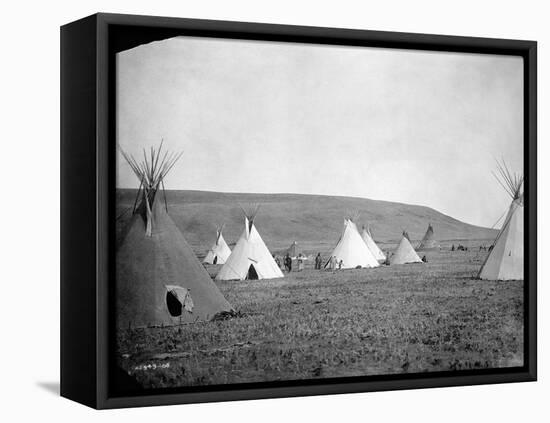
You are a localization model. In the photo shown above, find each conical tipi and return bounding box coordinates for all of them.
[417,224,439,250]
[216,205,284,280]
[361,225,386,262]
[286,241,301,259]
[392,231,423,264]
[326,219,380,269]
[117,144,233,328]
[478,162,524,280]
[203,225,232,264]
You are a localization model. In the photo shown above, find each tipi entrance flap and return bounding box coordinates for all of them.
[165,285,194,317]
[246,264,259,280]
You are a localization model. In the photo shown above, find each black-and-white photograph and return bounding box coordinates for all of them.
[115,36,524,390]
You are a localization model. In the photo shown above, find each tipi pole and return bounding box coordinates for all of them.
[132,178,144,214]
[161,179,168,212]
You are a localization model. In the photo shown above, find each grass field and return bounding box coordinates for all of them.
[117,245,524,389]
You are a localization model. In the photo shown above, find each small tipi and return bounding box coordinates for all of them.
[216,205,284,281]
[360,225,386,262]
[286,241,301,258]
[203,225,232,265]
[326,218,380,269]
[417,224,439,250]
[478,162,524,280]
[392,231,423,264]
[117,143,233,328]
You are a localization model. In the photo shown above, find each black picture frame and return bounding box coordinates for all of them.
[61,12,537,409]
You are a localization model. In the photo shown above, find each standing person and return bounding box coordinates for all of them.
[284,253,292,272]
[315,253,322,270]
[330,255,337,272]
[338,259,344,270]
[297,253,305,271]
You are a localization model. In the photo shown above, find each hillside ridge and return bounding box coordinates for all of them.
[116,189,497,254]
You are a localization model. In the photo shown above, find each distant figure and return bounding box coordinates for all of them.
[338,259,344,270]
[451,244,455,251]
[329,255,337,272]
[315,253,322,270]
[297,253,305,271]
[421,255,428,263]
[384,255,390,265]
[275,255,282,269]
[284,253,292,272]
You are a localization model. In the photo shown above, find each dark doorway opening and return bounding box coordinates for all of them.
[213,256,218,264]
[166,291,182,317]
[246,264,259,280]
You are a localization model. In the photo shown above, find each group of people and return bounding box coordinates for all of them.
[275,252,329,272]
[326,255,344,271]
[275,249,429,271]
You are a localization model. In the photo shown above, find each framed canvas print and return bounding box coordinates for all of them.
[60,13,537,409]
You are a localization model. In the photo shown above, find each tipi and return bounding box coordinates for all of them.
[478,162,524,280]
[326,218,380,269]
[117,144,233,328]
[216,205,284,280]
[417,224,439,250]
[286,241,301,258]
[203,225,232,264]
[392,231,423,264]
[360,225,386,262]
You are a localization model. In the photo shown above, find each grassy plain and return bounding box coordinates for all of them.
[117,246,523,389]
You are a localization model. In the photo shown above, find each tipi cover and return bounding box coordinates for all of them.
[392,232,423,264]
[326,219,380,269]
[478,163,524,280]
[216,214,284,281]
[361,225,386,262]
[417,224,439,250]
[117,145,233,328]
[203,227,232,264]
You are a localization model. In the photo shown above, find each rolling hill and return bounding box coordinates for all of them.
[116,190,497,257]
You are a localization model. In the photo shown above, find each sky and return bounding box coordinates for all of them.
[116,36,523,228]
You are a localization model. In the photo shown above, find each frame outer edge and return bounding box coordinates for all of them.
[82,13,537,409]
[527,42,537,380]
[97,12,111,409]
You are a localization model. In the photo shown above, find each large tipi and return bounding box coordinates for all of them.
[417,224,439,250]
[326,218,380,269]
[117,144,233,328]
[216,206,284,281]
[392,231,423,264]
[478,163,524,280]
[360,225,386,262]
[203,225,232,265]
